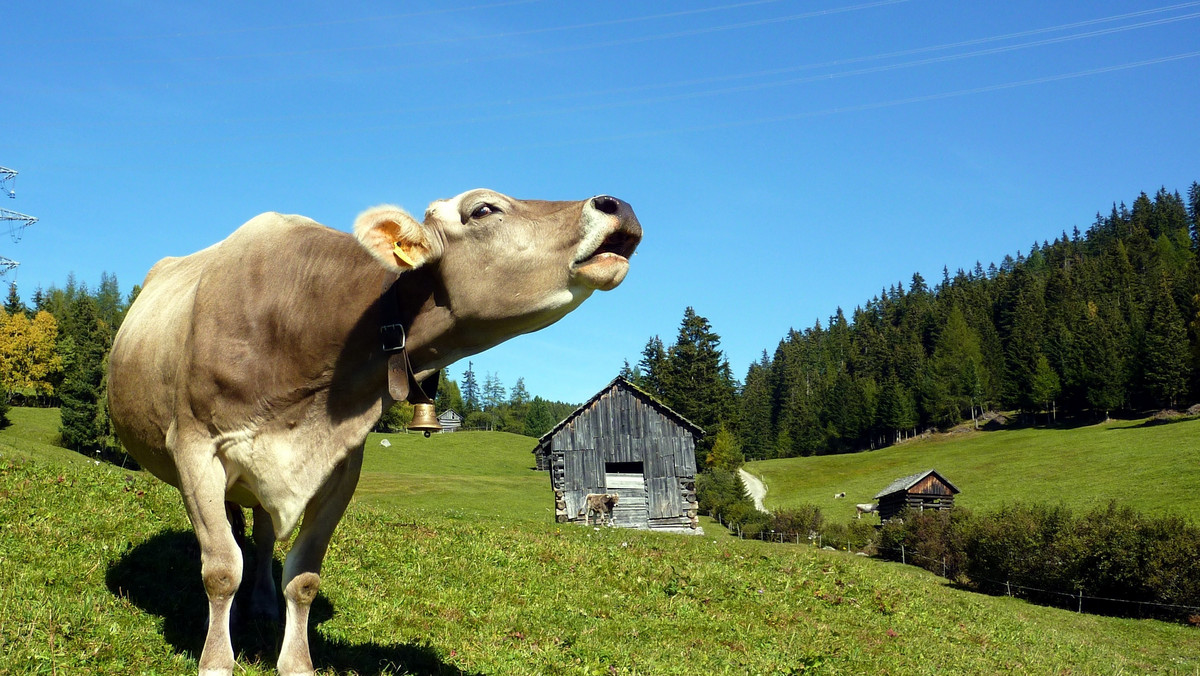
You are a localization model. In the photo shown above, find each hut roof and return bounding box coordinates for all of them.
[536,376,704,447]
[873,469,960,499]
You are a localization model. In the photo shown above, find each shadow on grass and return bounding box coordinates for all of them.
[106,529,475,675]
[1128,413,1200,428]
[980,413,1105,432]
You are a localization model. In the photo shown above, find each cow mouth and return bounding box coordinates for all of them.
[575,229,639,265]
[572,229,640,291]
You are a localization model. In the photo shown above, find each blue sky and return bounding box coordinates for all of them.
[4,1,1199,403]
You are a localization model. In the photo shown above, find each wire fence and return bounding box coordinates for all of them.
[874,543,1200,618]
[710,513,1200,620]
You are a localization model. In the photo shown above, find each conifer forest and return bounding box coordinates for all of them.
[3,183,1199,465]
[630,183,1200,460]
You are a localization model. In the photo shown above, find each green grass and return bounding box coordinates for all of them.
[747,417,1200,524]
[3,409,1199,674]
[3,457,1199,675]
[355,430,552,522]
[0,406,88,467]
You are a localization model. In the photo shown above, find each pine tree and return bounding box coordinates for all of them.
[482,373,506,425]
[434,371,464,414]
[1188,182,1200,250]
[737,352,774,459]
[930,305,985,426]
[4,282,25,315]
[1141,275,1190,408]
[998,268,1046,412]
[705,425,745,471]
[509,377,529,407]
[1030,354,1061,423]
[636,336,667,398]
[879,377,918,443]
[523,397,557,438]
[1081,300,1128,419]
[95,272,123,330]
[58,295,111,452]
[619,359,637,381]
[460,361,479,413]
[659,308,736,461]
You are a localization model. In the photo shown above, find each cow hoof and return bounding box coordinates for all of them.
[199,669,234,676]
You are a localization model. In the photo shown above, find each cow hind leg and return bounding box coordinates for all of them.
[277,451,362,676]
[248,506,280,623]
[178,460,244,676]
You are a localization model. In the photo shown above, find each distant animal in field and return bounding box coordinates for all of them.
[834,492,846,499]
[108,189,642,676]
[582,493,620,525]
[855,503,878,519]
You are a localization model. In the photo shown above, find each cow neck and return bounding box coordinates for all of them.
[379,270,446,403]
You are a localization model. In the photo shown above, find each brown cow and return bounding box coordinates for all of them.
[107,189,641,676]
[582,493,620,526]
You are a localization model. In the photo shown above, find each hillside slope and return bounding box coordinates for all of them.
[3,456,1199,674]
[747,417,1200,524]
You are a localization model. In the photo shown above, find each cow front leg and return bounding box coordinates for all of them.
[277,450,362,676]
[178,459,243,676]
[248,505,280,622]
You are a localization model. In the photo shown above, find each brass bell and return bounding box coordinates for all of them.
[409,403,442,438]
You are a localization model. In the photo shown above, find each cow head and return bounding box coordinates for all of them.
[355,189,642,333]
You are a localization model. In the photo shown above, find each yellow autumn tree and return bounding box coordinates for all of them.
[0,309,65,400]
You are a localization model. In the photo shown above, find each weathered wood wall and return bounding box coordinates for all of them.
[878,489,950,521]
[543,382,699,532]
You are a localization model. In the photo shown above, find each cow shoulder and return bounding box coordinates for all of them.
[182,212,387,426]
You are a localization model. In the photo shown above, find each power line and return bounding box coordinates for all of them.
[220,48,1200,146]
[273,1,1196,96]
[9,0,554,45]
[28,2,1199,136]
[50,0,909,67]
[422,49,1200,156]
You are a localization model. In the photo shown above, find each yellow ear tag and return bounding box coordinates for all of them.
[392,242,417,268]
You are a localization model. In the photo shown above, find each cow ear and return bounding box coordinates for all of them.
[354,205,440,273]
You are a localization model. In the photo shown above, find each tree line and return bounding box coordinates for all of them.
[0,274,577,459]
[379,362,578,438]
[6,182,1197,462]
[629,183,1200,462]
[0,273,135,461]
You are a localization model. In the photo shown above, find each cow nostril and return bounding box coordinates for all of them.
[592,195,620,216]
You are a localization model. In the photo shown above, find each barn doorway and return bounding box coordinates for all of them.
[604,462,649,529]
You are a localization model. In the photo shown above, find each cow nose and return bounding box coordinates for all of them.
[592,195,621,216]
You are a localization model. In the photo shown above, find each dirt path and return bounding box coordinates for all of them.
[738,468,769,513]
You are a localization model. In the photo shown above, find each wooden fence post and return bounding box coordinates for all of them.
[901,544,906,565]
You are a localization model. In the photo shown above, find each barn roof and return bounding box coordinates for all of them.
[873,469,960,499]
[536,376,705,447]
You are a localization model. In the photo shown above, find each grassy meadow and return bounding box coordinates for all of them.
[747,417,1200,524]
[2,408,1199,674]
[355,430,551,522]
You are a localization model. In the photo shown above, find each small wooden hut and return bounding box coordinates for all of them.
[436,409,462,433]
[873,469,960,522]
[533,377,704,533]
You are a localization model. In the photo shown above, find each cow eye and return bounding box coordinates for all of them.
[470,204,497,219]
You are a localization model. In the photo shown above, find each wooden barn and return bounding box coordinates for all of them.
[533,377,704,534]
[873,469,960,522]
[436,409,462,433]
